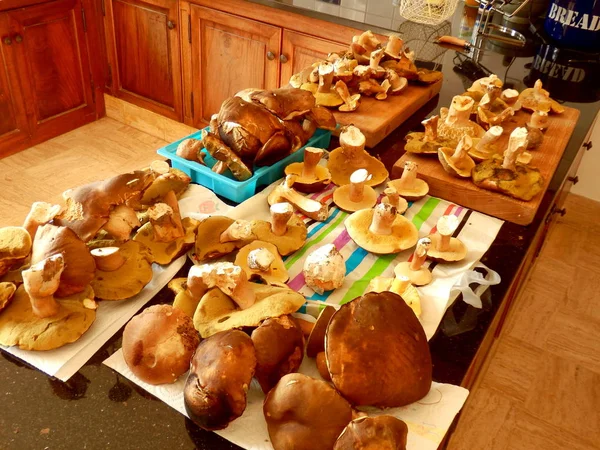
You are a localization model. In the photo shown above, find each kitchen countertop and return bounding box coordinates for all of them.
[1,3,599,450]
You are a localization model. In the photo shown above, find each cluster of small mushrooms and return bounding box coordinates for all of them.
[405,75,563,200]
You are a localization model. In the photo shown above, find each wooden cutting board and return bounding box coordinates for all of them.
[391,106,580,226]
[332,80,443,148]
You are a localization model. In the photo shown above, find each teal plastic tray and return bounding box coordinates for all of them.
[157,128,331,203]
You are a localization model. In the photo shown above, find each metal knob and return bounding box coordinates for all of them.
[279,54,288,64]
[167,20,175,30]
[3,37,11,45]
[554,207,567,217]
[15,35,22,43]
[583,141,593,151]
[567,175,579,185]
[266,51,275,60]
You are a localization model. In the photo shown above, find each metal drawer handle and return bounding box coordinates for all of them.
[3,37,11,45]
[15,35,22,43]
[583,141,593,151]
[567,175,579,185]
[167,20,176,30]
[266,51,275,60]
[279,54,289,64]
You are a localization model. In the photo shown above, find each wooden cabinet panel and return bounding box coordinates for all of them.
[280,30,347,87]
[105,0,182,120]
[189,5,281,125]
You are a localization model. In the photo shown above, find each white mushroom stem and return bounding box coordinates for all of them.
[476,126,503,151]
[335,81,359,112]
[436,215,459,252]
[410,237,431,271]
[369,203,397,235]
[148,191,184,242]
[398,161,419,189]
[247,248,275,272]
[480,84,501,110]
[503,127,528,170]
[501,89,519,105]
[269,175,328,222]
[376,79,391,101]
[422,116,439,142]
[357,30,380,52]
[91,247,125,272]
[391,275,410,294]
[317,63,334,94]
[22,254,64,318]
[383,187,400,209]
[220,220,255,243]
[150,160,170,175]
[369,48,384,71]
[445,96,475,127]
[451,135,473,162]
[23,202,62,240]
[529,110,549,130]
[302,147,323,180]
[187,263,255,309]
[349,169,371,203]
[103,204,141,240]
[339,125,367,153]
[385,35,403,57]
[271,202,294,236]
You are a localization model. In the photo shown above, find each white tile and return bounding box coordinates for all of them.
[340,6,366,22]
[341,0,367,12]
[393,4,404,21]
[365,13,393,29]
[315,1,341,15]
[366,0,395,17]
[293,0,316,9]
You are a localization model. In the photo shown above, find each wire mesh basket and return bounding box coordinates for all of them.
[398,0,461,25]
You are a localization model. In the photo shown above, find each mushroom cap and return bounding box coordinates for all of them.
[325,291,432,407]
[427,233,467,262]
[251,315,305,393]
[333,183,377,213]
[263,373,354,450]
[89,240,153,300]
[387,177,429,202]
[235,240,289,285]
[0,282,17,313]
[193,216,242,263]
[184,330,256,430]
[394,261,432,286]
[139,168,191,206]
[284,163,331,193]
[133,217,198,265]
[364,276,422,317]
[381,194,409,215]
[438,106,486,141]
[417,68,443,84]
[438,146,476,178]
[193,283,305,338]
[327,147,388,187]
[303,244,346,295]
[334,415,408,450]
[0,285,96,350]
[122,304,200,385]
[31,224,96,298]
[251,215,307,257]
[306,304,337,357]
[345,209,418,254]
[169,277,200,318]
[300,82,344,108]
[246,88,316,121]
[0,227,32,277]
[518,82,552,113]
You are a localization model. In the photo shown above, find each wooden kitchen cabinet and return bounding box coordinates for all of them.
[104,0,183,120]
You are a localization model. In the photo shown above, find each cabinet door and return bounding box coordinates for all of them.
[280,30,347,87]
[6,0,96,142]
[189,5,281,126]
[0,14,31,157]
[105,0,182,120]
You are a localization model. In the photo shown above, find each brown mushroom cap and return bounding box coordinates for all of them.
[122,304,200,385]
[194,216,241,263]
[235,240,289,285]
[334,415,408,450]
[306,304,337,358]
[139,168,191,206]
[325,291,432,407]
[263,373,354,450]
[251,315,305,393]
[0,282,17,313]
[345,209,418,254]
[284,163,331,193]
[247,88,316,121]
[184,330,256,430]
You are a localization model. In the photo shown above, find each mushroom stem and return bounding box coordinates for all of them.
[476,126,503,151]
[451,135,473,162]
[528,110,548,130]
[302,147,323,180]
[339,126,367,153]
[398,161,418,189]
[317,63,334,94]
[385,35,403,56]
[369,203,397,235]
[220,220,255,243]
[150,160,170,175]
[335,81,359,112]
[436,215,459,252]
[422,116,439,143]
[269,176,329,222]
[391,275,410,294]
[23,202,62,240]
[148,191,184,242]
[22,254,64,318]
[503,127,528,170]
[349,169,370,203]
[480,85,501,110]
[369,48,384,71]
[383,187,400,209]
[188,263,255,310]
[376,79,391,101]
[445,96,474,127]
[103,204,141,240]
[247,248,275,272]
[501,89,519,105]
[271,202,294,236]
[91,247,125,272]
[409,237,431,271]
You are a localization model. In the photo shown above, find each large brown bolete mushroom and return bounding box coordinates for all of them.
[427,215,467,263]
[268,176,329,222]
[0,226,32,278]
[345,203,418,254]
[394,237,433,286]
[201,130,253,180]
[263,373,354,450]
[235,240,289,285]
[333,169,377,212]
[303,244,346,295]
[387,161,429,201]
[325,291,432,407]
[438,135,476,178]
[184,329,256,430]
[284,147,331,193]
[334,415,408,450]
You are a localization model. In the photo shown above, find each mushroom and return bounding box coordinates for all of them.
[316,351,331,381]
[211,160,227,174]
[405,115,458,155]
[416,68,444,84]
[220,219,255,244]
[303,244,346,295]
[365,274,422,317]
[469,126,503,161]
[22,254,64,318]
[90,247,125,272]
[194,216,246,263]
[267,176,329,222]
[139,167,191,207]
[334,416,408,450]
[394,237,433,286]
[133,216,198,265]
[501,88,521,111]
[263,373,355,450]
[381,187,408,214]
[387,161,429,201]
[305,304,337,357]
[438,135,476,178]
[472,127,545,201]
[519,79,552,113]
[427,215,467,262]
[301,63,343,108]
[368,48,386,79]
[333,169,377,212]
[383,35,403,61]
[146,190,184,242]
[251,315,305,393]
[386,70,408,95]
[345,203,419,254]
[235,240,289,285]
[358,78,391,100]
[251,203,308,256]
[381,57,419,80]
[0,226,32,278]
[0,282,16,313]
[325,291,432,407]
[187,262,255,310]
[528,110,549,131]
[327,125,389,187]
[334,81,360,112]
[438,95,485,141]
[350,30,380,63]
[184,330,257,430]
[244,88,316,121]
[22,202,62,240]
[102,204,141,240]
[176,138,204,164]
[193,283,305,338]
[168,277,199,318]
[284,147,331,193]
[468,74,503,94]
[201,130,253,180]
[476,84,514,129]
[332,57,358,83]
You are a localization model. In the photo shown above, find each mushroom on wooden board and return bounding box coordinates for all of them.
[519,79,552,113]
[438,95,485,141]
[427,215,467,263]
[381,187,408,214]
[333,169,377,212]
[405,115,457,155]
[383,34,403,61]
[334,416,408,450]
[358,78,391,100]
[501,88,521,111]
[365,274,422,317]
[438,135,476,178]
[284,147,331,193]
[334,80,360,112]
[345,203,418,254]
[267,176,329,222]
[387,161,429,201]
[235,240,289,285]
[394,237,433,286]
[303,244,345,295]
[469,126,503,162]
[301,63,344,108]
[0,227,32,278]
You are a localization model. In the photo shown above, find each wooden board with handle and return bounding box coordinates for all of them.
[391,106,580,226]
[332,80,443,148]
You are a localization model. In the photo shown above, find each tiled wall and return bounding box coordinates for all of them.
[292,0,405,31]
